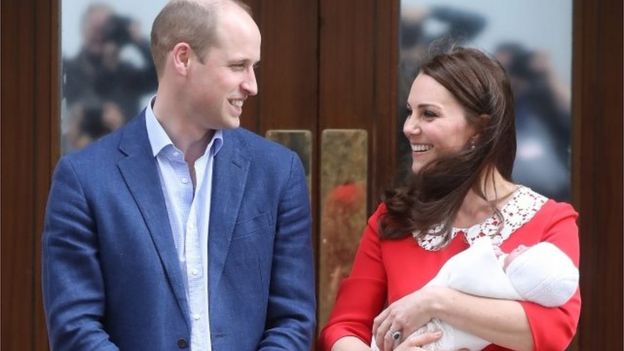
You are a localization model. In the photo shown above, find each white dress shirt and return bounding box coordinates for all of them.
[146,100,223,351]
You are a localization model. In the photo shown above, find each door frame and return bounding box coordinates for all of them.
[1,0,621,349]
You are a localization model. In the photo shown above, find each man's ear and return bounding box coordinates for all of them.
[171,42,192,76]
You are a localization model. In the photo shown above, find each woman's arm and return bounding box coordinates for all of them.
[332,333,444,351]
[373,285,532,351]
[516,201,581,350]
[431,287,533,351]
[331,336,371,351]
[319,206,388,350]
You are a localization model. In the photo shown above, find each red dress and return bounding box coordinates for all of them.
[319,191,580,351]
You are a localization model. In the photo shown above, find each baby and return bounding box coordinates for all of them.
[371,237,579,351]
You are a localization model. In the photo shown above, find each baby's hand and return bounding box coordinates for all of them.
[492,245,504,257]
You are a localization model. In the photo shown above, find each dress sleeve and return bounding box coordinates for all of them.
[318,205,388,351]
[518,202,581,351]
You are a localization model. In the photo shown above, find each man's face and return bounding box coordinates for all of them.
[185,5,261,130]
[83,7,113,55]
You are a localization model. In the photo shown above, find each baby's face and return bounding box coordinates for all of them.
[504,244,529,270]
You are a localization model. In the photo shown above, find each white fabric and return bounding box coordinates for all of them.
[411,237,520,351]
[146,100,223,351]
[506,242,579,307]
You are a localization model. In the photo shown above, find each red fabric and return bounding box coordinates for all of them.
[319,200,581,351]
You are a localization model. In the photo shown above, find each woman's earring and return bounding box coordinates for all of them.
[470,138,477,150]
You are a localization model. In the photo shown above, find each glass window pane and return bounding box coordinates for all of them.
[319,129,368,329]
[61,1,166,153]
[399,0,572,201]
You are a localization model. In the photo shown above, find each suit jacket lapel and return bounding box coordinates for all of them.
[116,113,190,328]
[209,129,250,297]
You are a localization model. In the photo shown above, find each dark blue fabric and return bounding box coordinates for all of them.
[42,112,316,350]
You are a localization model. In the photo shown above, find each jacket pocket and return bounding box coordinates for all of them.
[231,212,271,240]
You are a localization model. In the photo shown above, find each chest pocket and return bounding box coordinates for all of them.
[231,212,272,241]
[228,212,273,289]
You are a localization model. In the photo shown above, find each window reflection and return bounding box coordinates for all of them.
[495,43,571,200]
[399,0,572,201]
[61,1,165,152]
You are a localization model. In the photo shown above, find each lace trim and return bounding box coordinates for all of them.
[414,186,547,251]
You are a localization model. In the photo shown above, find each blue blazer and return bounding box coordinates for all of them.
[42,113,316,350]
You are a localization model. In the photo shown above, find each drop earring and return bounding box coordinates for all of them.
[469,137,477,150]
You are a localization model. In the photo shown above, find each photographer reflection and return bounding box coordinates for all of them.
[495,43,571,200]
[397,5,486,178]
[400,6,486,83]
[63,3,157,148]
[65,100,125,150]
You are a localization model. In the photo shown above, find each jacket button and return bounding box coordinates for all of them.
[177,338,189,349]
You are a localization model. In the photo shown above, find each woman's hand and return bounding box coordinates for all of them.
[394,331,443,351]
[372,286,444,351]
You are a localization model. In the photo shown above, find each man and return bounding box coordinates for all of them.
[42,1,316,350]
[63,4,158,126]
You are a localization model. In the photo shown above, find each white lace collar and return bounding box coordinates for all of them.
[414,186,547,251]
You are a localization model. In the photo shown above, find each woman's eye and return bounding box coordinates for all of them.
[423,110,438,119]
[406,108,413,119]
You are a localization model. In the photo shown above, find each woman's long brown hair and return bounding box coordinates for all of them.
[380,47,516,245]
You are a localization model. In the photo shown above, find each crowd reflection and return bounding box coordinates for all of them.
[62,3,157,152]
[495,43,571,200]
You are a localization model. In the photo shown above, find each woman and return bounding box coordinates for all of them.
[319,48,580,351]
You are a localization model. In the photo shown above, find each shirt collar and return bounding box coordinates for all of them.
[145,97,224,158]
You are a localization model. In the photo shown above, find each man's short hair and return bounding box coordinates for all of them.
[150,0,252,77]
[81,3,113,30]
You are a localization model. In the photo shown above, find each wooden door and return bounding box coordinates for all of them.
[1,0,621,350]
